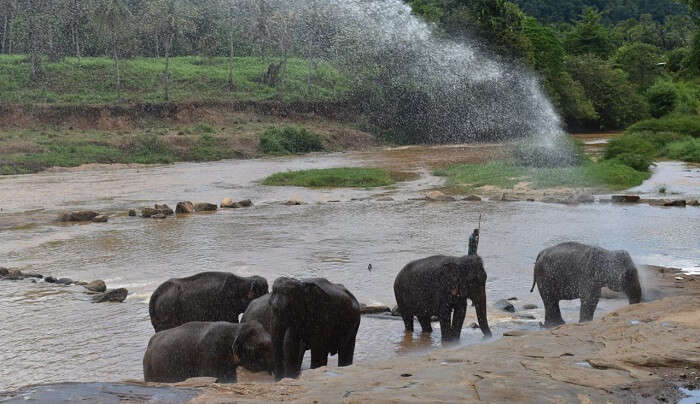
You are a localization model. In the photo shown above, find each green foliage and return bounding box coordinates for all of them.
[259,126,324,155]
[262,167,396,188]
[626,116,700,137]
[510,0,688,24]
[613,42,665,89]
[584,160,651,188]
[509,137,585,167]
[564,8,614,58]
[566,54,648,130]
[665,138,700,162]
[190,133,232,162]
[435,161,523,189]
[646,80,679,118]
[120,134,175,163]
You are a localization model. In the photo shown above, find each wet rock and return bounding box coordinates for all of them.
[59,211,100,222]
[462,195,482,201]
[128,209,137,217]
[154,204,174,215]
[522,304,538,310]
[612,195,640,203]
[83,280,107,293]
[56,278,74,285]
[30,279,37,283]
[359,304,391,314]
[426,191,455,202]
[221,198,239,208]
[238,199,253,208]
[285,198,305,206]
[176,201,195,214]
[141,207,158,218]
[391,305,401,317]
[4,269,24,280]
[151,213,167,219]
[0,267,9,277]
[22,272,43,279]
[575,193,595,203]
[507,297,518,301]
[92,288,128,303]
[92,215,109,223]
[194,202,218,212]
[44,276,57,283]
[663,200,686,207]
[469,322,479,329]
[494,299,515,313]
[688,200,699,207]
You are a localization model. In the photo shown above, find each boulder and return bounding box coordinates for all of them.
[154,204,174,216]
[688,200,699,207]
[56,278,74,285]
[92,215,109,223]
[469,322,479,329]
[493,299,515,313]
[0,267,8,277]
[285,198,305,206]
[59,211,100,222]
[92,288,128,303]
[83,280,107,293]
[5,269,23,280]
[141,207,158,218]
[426,191,455,202]
[238,199,253,207]
[507,296,518,301]
[522,304,538,310]
[22,272,43,279]
[151,213,167,219]
[663,200,686,207]
[359,304,391,314]
[128,209,137,217]
[221,198,238,208]
[44,276,57,283]
[176,201,195,214]
[194,202,218,212]
[612,195,640,203]
[462,195,482,201]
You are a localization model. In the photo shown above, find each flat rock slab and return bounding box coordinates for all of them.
[0,382,199,404]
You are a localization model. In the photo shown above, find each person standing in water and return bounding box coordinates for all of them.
[468,228,480,256]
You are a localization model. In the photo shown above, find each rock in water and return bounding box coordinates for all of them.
[221,198,239,208]
[154,204,174,216]
[3,269,24,280]
[0,268,9,277]
[59,211,100,222]
[359,304,391,314]
[285,198,305,206]
[22,272,43,279]
[56,278,74,285]
[128,209,137,217]
[84,280,107,293]
[194,203,218,212]
[44,276,57,283]
[141,207,158,218]
[462,195,482,201]
[663,200,686,207]
[522,304,538,310]
[176,201,195,214]
[238,199,253,207]
[92,215,109,223]
[611,195,640,203]
[92,288,128,303]
[426,191,455,202]
[575,193,595,204]
[494,299,516,313]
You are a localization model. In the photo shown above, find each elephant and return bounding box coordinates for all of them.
[531,242,642,328]
[267,277,361,380]
[393,255,492,340]
[149,272,268,332]
[142,320,273,383]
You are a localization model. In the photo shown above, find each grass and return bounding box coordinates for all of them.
[665,138,700,163]
[262,167,399,188]
[0,55,348,104]
[259,126,324,155]
[434,160,650,191]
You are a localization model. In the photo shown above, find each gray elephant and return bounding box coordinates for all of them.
[394,255,491,340]
[531,242,642,328]
[142,320,273,383]
[149,272,268,332]
[267,277,361,380]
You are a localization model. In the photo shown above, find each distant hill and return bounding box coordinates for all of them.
[510,0,688,24]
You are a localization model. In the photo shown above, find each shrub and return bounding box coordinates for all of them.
[609,152,653,171]
[604,134,655,161]
[646,81,678,118]
[585,160,651,188]
[122,134,175,163]
[665,138,700,163]
[626,116,700,137]
[190,133,232,161]
[259,127,324,155]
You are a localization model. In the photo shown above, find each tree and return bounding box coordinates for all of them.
[0,0,17,54]
[646,80,679,117]
[564,8,613,58]
[613,42,665,89]
[92,0,131,104]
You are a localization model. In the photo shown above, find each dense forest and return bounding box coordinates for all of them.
[0,0,698,133]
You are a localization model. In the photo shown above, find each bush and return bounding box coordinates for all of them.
[665,138,700,163]
[626,116,700,137]
[604,134,655,161]
[646,81,678,118]
[190,134,233,161]
[122,135,175,163]
[609,152,653,171]
[585,160,651,188]
[259,127,324,155]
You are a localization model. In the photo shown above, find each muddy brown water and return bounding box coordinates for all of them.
[1,141,699,391]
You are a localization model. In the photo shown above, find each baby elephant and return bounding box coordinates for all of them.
[394,255,491,340]
[149,272,268,332]
[532,242,642,328]
[143,321,273,383]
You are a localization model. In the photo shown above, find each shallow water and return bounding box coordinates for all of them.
[1,144,698,390]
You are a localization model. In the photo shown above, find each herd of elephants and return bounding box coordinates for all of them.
[142,241,643,383]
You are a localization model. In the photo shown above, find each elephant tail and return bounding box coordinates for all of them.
[530,278,536,293]
[531,252,542,293]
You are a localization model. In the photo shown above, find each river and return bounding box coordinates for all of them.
[0,142,698,390]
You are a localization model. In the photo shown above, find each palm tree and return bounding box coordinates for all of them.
[92,0,131,104]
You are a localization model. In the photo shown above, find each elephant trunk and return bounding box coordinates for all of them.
[473,286,492,338]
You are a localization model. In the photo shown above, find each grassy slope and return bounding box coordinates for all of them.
[0,55,347,104]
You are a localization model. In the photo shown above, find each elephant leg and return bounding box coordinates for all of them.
[283,330,303,378]
[438,306,452,340]
[338,322,359,367]
[543,298,565,328]
[417,315,433,333]
[310,345,328,369]
[401,312,414,332]
[450,302,467,340]
[215,369,237,384]
[579,292,600,323]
